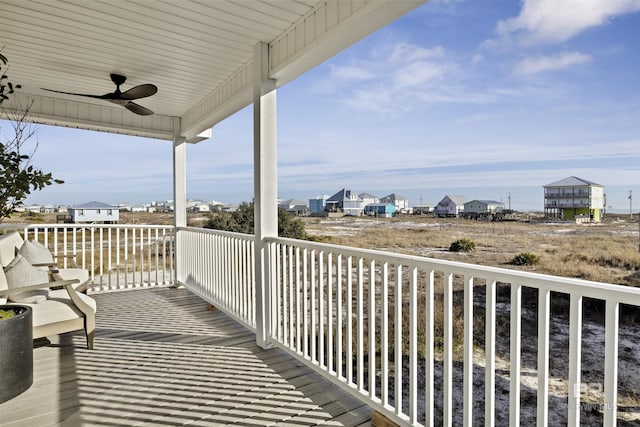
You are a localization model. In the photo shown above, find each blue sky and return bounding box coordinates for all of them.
[3,0,640,212]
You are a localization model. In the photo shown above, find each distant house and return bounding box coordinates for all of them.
[364,203,396,218]
[544,176,605,222]
[380,193,409,213]
[309,195,329,214]
[412,205,433,215]
[358,193,379,207]
[326,189,364,216]
[278,199,309,216]
[434,195,466,217]
[463,200,504,215]
[69,201,119,223]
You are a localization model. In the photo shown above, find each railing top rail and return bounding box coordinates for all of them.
[266,236,640,305]
[177,226,255,241]
[14,223,175,231]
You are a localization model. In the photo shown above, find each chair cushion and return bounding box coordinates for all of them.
[19,239,55,265]
[4,254,50,304]
[0,232,24,267]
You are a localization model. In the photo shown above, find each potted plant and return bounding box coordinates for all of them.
[0,305,33,403]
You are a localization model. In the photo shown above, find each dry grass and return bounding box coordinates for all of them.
[304,215,640,286]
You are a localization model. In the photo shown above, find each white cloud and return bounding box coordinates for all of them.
[320,42,456,112]
[495,0,640,45]
[513,51,592,76]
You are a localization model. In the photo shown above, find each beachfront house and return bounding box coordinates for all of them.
[326,188,364,216]
[364,203,396,218]
[358,192,379,207]
[69,201,119,223]
[544,176,605,222]
[3,2,638,426]
[434,195,467,217]
[464,200,505,215]
[278,198,309,216]
[309,194,329,214]
[380,193,409,213]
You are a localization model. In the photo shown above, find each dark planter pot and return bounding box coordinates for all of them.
[0,305,33,403]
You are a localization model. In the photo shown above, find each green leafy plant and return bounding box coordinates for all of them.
[0,308,17,320]
[512,252,540,266]
[1,105,64,222]
[0,51,22,105]
[449,238,476,252]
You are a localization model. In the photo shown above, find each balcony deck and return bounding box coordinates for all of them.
[0,287,372,427]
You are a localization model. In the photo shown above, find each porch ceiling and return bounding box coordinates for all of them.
[1,0,425,141]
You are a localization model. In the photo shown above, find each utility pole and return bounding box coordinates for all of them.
[508,192,512,211]
[630,190,633,218]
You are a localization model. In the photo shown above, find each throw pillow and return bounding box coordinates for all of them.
[4,254,50,304]
[19,239,55,265]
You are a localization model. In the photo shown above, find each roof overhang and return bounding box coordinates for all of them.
[1,0,426,142]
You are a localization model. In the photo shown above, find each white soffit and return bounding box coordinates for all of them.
[0,0,426,141]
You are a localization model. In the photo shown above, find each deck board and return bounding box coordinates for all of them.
[0,288,372,426]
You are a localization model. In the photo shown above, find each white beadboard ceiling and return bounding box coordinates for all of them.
[1,0,425,141]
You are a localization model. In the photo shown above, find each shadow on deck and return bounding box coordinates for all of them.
[0,288,372,426]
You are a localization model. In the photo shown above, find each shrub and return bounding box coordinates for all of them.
[205,201,308,240]
[449,238,476,252]
[512,252,540,266]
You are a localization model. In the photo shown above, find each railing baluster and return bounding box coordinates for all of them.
[510,283,522,427]
[603,300,619,427]
[347,256,353,385]
[537,288,550,427]
[394,264,402,417]
[327,252,334,374]
[485,277,496,427]
[568,294,583,427]
[369,259,377,399]
[409,266,417,423]
[357,257,364,392]
[381,261,389,407]
[425,269,435,427]
[319,251,325,368]
[463,275,474,427]
[444,272,454,426]
[337,253,343,380]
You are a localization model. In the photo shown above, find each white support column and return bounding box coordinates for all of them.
[173,118,187,285]
[173,118,187,228]
[253,42,277,349]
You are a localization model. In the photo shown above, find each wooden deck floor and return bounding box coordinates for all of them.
[0,288,372,427]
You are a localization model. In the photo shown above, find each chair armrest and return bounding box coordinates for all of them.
[32,262,57,267]
[0,279,80,297]
[52,254,79,268]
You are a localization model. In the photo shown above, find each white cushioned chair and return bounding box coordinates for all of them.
[0,231,89,292]
[0,232,96,349]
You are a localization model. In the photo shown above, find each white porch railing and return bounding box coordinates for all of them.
[264,236,640,427]
[8,224,639,425]
[8,224,175,291]
[176,227,255,329]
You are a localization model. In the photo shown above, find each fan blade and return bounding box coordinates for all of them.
[119,84,157,100]
[124,101,154,116]
[41,87,107,99]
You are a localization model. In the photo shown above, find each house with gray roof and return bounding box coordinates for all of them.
[434,195,466,217]
[326,189,364,216]
[69,201,119,223]
[544,176,604,222]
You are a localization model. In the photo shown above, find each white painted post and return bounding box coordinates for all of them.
[173,119,187,229]
[253,42,277,349]
[173,120,187,286]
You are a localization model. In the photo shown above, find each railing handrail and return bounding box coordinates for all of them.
[177,226,254,241]
[266,235,640,304]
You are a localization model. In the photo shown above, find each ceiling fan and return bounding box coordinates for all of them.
[42,73,157,116]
